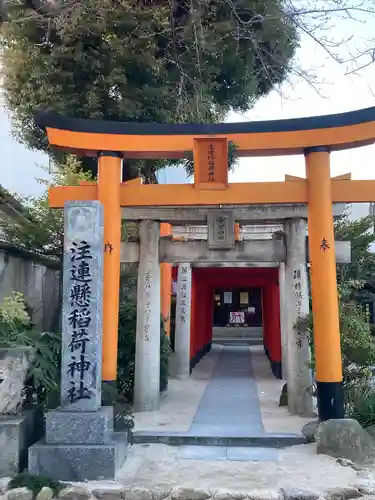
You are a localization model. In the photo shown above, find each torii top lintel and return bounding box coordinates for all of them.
[37,107,375,158]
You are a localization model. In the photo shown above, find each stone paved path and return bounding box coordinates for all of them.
[134,344,311,438]
[177,444,277,461]
[188,345,264,437]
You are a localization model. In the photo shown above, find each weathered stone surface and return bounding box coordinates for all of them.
[0,409,44,476]
[91,487,124,500]
[207,212,235,250]
[29,431,127,481]
[35,487,54,500]
[172,263,192,380]
[61,200,104,412]
[149,491,171,500]
[123,488,152,500]
[281,487,320,500]
[214,491,247,500]
[134,220,161,413]
[0,478,11,495]
[337,458,355,468]
[284,218,314,416]
[59,486,90,500]
[356,470,375,480]
[316,419,375,464]
[123,489,170,500]
[6,488,33,500]
[45,406,113,444]
[0,348,33,415]
[351,482,375,495]
[365,425,375,440]
[247,491,282,500]
[171,488,211,500]
[324,487,362,500]
[302,421,318,444]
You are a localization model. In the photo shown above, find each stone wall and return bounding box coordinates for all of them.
[0,243,60,331]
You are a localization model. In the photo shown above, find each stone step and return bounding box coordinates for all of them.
[212,338,263,346]
[213,327,263,339]
[132,431,306,448]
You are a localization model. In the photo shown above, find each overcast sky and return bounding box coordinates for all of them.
[1,12,375,196]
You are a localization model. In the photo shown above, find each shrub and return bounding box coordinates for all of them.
[349,388,375,428]
[297,281,375,413]
[0,291,30,328]
[101,382,134,442]
[117,302,137,400]
[8,472,62,498]
[160,315,171,393]
[0,292,61,410]
[117,301,171,402]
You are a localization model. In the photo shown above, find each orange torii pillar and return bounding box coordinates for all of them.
[160,223,172,337]
[98,152,123,382]
[305,147,344,420]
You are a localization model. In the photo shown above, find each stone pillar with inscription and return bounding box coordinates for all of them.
[172,263,192,380]
[284,218,314,416]
[29,201,127,481]
[134,220,161,412]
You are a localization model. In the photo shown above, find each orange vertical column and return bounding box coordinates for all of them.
[160,223,172,337]
[97,152,123,381]
[305,146,344,420]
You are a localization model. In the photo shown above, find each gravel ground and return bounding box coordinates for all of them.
[115,443,370,495]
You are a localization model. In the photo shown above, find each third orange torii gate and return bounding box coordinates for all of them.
[41,106,375,421]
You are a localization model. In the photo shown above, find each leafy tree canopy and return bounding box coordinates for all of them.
[0,156,92,258]
[335,210,375,302]
[1,0,298,176]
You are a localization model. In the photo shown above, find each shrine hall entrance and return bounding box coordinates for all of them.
[189,267,282,380]
[213,287,263,327]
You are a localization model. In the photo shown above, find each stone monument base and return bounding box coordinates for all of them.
[28,406,128,480]
[0,408,44,476]
[28,432,127,481]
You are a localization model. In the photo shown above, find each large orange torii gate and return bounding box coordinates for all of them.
[41,106,375,421]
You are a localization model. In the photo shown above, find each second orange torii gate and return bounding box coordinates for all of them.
[41,106,375,421]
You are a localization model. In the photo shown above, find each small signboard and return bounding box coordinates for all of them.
[229,312,245,325]
[193,138,228,188]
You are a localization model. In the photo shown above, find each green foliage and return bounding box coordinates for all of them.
[160,315,171,393]
[101,382,134,439]
[349,388,375,429]
[0,292,61,409]
[339,284,375,402]
[1,0,298,175]
[8,472,62,498]
[335,213,375,301]
[117,302,137,399]
[0,158,93,259]
[297,280,375,411]
[0,161,94,331]
[0,291,30,330]
[117,301,171,402]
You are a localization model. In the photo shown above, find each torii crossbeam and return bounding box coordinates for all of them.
[40,106,375,422]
